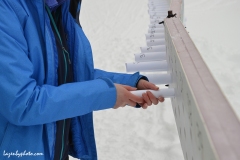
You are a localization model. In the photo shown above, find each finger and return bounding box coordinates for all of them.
[158,96,165,102]
[138,103,148,109]
[126,99,136,107]
[142,93,152,106]
[142,103,148,109]
[147,91,158,105]
[145,82,159,90]
[128,92,144,104]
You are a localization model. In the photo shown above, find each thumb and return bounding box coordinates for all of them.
[121,85,137,91]
[144,82,159,90]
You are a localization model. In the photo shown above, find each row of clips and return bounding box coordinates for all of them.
[126,0,175,98]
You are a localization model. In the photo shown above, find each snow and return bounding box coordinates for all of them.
[70,0,240,159]
[184,0,240,116]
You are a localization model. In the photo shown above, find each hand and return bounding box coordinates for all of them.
[114,84,144,109]
[137,79,165,109]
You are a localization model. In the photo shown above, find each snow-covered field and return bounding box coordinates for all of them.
[184,0,240,115]
[70,0,240,159]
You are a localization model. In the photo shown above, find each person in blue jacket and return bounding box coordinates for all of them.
[0,0,165,160]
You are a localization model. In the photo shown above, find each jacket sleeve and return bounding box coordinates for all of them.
[0,2,116,126]
[94,69,148,87]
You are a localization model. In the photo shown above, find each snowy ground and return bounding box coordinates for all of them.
[70,0,240,159]
[184,0,240,116]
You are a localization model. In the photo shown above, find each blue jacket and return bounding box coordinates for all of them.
[0,1,143,159]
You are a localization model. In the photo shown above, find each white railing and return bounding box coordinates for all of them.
[127,0,240,159]
[166,1,240,160]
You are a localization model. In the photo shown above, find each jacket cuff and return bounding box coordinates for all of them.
[134,74,149,108]
[135,75,149,87]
